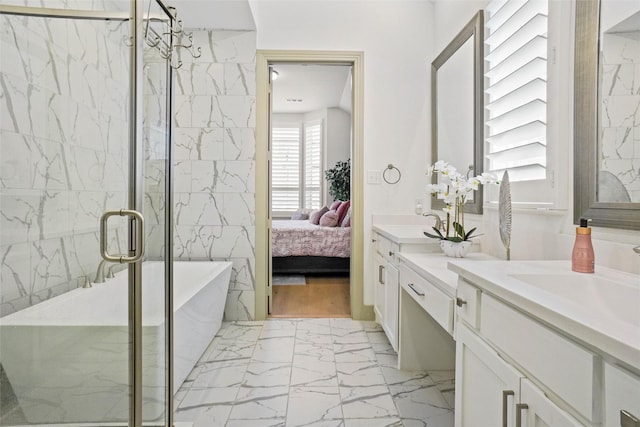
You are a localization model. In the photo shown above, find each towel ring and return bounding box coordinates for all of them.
[383,164,401,184]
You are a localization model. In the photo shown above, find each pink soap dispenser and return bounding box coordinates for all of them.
[572,218,595,273]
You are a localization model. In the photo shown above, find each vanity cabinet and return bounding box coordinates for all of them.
[455,278,588,427]
[604,363,640,427]
[373,250,399,351]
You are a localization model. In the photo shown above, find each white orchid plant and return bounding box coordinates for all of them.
[424,160,499,242]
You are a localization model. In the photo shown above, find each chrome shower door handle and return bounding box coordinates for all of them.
[100,209,145,263]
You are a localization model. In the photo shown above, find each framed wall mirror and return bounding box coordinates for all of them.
[431,10,484,214]
[574,0,640,230]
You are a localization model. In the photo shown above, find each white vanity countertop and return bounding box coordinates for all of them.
[398,252,496,296]
[448,260,640,371]
[372,224,434,244]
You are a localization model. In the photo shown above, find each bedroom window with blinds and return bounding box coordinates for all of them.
[485,0,548,183]
[272,120,323,214]
[303,121,322,210]
[272,125,301,212]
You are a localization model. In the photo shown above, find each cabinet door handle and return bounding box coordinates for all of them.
[378,265,385,285]
[456,297,467,307]
[502,390,514,427]
[621,410,640,427]
[408,283,425,296]
[515,403,528,427]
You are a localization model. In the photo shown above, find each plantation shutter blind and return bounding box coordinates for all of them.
[485,0,548,182]
[272,125,301,212]
[303,121,322,210]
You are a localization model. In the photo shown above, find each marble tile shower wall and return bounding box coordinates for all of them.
[0,13,130,316]
[173,30,256,321]
[600,32,640,202]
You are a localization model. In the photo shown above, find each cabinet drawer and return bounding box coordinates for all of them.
[456,278,480,330]
[400,264,453,334]
[375,234,399,263]
[481,294,597,422]
[605,363,640,427]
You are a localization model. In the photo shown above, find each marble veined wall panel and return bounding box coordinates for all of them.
[600,32,640,202]
[0,13,129,316]
[173,29,256,320]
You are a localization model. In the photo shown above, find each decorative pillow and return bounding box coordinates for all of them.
[319,210,339,227]
[309,206,328,225]
[336,200,351,225]
[341,206,352,227]
[329,200,342,211]
[291,211,309,220]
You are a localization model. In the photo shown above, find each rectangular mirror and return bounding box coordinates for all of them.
[574,0,640,230]
[431,10,484,214]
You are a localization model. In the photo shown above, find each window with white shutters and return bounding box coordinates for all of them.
[485,0,548,183]
[303,121,322,210]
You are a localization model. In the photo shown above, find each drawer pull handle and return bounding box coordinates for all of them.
[621,410,640,427]
[502,390,514,427]
[408,283,425,296]
[515,403,528,427]
[372,239,377,243]
[389,251,394,256]
[456,297,467,307]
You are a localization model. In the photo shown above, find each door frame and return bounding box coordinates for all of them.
[255,50,373,321]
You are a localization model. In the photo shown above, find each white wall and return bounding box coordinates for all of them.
[324,108,351,202]
[250,0,434,304]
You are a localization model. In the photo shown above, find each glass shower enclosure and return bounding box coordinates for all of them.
[0,0,174,425]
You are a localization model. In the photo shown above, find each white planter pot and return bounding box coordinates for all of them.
[440,240,472,258]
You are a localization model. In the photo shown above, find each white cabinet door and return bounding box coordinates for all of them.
[374,252,385,323]
[455,324,523,427]
[605,363,640,427]
[519,379,583,427]
[383,262,399,351]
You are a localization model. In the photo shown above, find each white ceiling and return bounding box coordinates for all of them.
[169,0,256,30]
[272,63,352,114]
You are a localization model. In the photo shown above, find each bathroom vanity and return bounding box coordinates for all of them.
[450,260,640,427]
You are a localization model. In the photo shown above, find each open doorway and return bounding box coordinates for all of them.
[269,63,352,317]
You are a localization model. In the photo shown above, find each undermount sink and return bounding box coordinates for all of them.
[509,273,640,328]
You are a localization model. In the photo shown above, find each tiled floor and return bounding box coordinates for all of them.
[174,318,455,427]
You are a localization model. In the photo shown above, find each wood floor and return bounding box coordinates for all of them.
[270,275,350,318]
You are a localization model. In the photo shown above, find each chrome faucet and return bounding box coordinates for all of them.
[422,212,444,231]
[93,259,111,284]
[633,246,640,254]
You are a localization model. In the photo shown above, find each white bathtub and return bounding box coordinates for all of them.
[0,261,232,423]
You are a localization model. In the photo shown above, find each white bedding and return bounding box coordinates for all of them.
[272,220,351,258]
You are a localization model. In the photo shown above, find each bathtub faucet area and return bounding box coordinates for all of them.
[93,259,115,284]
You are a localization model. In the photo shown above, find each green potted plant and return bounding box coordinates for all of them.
[325,159,351,201]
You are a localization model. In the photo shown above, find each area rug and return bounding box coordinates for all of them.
[272,275,306,285]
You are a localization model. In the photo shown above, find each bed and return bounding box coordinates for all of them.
[271,220,350,274]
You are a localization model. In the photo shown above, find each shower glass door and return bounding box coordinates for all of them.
[0,0,173,425]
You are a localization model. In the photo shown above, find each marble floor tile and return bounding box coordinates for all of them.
[337,361,386,387]
[168,319,454,427]
[291,355,338,387]
[252,336,295,363]
[286,386,342,427]
[333,342,377,363]
[339,386,398,419]
[191,359,248,389]
[244,362,292,387]
[343,419,403,427]
[229,385,289,420]
[389,384,452,421]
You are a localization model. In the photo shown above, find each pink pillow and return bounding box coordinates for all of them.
[319,210,339,227]
[341,206,352,227]
[329,201,342,211]
[336,200,350,225]
[309,206,328,225]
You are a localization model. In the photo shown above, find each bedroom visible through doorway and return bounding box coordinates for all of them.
[269,62,353,317]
